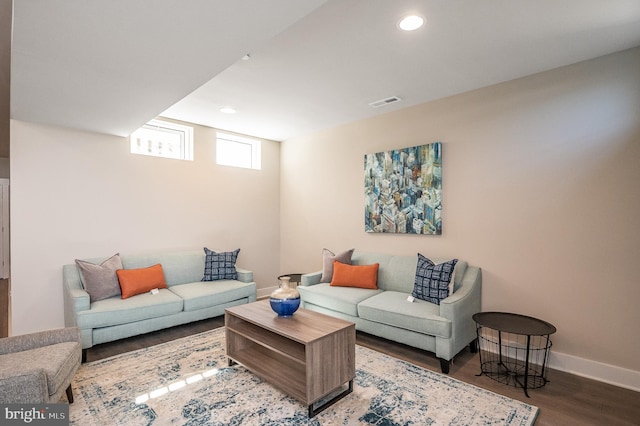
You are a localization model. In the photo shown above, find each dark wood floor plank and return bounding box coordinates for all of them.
[85,316,639,426]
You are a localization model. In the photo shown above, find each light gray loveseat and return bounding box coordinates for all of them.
[298,251,481,373]
[63,250,256,360]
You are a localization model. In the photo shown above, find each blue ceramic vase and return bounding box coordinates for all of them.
[270,276,300,317]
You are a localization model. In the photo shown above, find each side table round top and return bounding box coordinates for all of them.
[472,311,556,336]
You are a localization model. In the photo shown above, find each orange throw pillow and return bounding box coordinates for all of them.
[116,264,168,299]
[330,261,379,289]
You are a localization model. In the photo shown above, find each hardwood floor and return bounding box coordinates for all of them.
[85,317,639,426]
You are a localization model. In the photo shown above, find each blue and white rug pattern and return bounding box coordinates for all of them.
[70,328,538,425]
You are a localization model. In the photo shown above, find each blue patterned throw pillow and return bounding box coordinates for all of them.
[202,248,240,281]
[412,254,458,305]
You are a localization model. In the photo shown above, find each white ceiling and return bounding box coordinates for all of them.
[11,0,640,142]
[10,0,327,137]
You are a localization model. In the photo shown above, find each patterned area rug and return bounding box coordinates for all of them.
[70,328,538,425]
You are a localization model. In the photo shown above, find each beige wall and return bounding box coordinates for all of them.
[281,48,640,374]
[7,46,639,388]
[10,119,280,335]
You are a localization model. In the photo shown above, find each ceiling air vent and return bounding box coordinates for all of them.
[368,96,402,108]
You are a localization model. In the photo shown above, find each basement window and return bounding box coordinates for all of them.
[130,119,194,161]
[216,132,261,170]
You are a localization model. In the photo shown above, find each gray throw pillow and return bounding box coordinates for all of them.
[320,248,355,283]
[75,253,123,303]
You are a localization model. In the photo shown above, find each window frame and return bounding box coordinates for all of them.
[130,119,194,161]
[216,132,262,170]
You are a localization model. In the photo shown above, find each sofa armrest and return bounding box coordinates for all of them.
[439,266,482,346]
[63,264,90,328]
[301,271,322,286]
[0,367,48,404]
[0,327,81,355]
[440,266,481,317]
[63,286,90,328]
[68,287,90,310]
[236,268,253,283]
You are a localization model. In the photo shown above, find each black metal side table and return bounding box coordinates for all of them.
[278,273,304,287]
[472,312,556,397]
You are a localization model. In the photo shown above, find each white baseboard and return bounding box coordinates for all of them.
[257,286,278,300]
[251,289,640,392]
[549,351,640,392]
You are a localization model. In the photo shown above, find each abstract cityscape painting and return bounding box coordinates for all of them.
[364,142,442,234]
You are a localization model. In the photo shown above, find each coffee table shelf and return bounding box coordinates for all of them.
[226,319,306,364]
[225,300,355,417]
[231,344,308,401]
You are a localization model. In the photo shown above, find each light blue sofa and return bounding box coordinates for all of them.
[298,251,481,373]
[63,250,256,359]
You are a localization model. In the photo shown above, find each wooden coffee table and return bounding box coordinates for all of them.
[225,300,355,417]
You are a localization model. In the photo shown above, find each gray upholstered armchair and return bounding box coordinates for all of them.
[0,327,82,403]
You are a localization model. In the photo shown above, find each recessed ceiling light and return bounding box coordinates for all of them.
[220,107,237,114]
[399,15,425,31]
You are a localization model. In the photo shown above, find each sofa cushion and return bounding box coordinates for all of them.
[330,262,379,289]
[351,252,468,294]
[351,252,416,293]
[412,255,458,305]
[357,291,452,338]
[76,289,183,329]
[117,264,168,299]
[75,253,123,302]
[121,251,206,286]
[169,281,256,312]
[298,283,381,317]
[320,248,354,283]
[418,257,467,294]
[202,248,240,281]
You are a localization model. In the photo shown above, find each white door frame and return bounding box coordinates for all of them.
[0,178,9,279]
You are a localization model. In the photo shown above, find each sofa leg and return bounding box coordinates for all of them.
[82,349,87,363]
[469,338,479,353]
[439,358,450,374]
[66,385,74,404]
